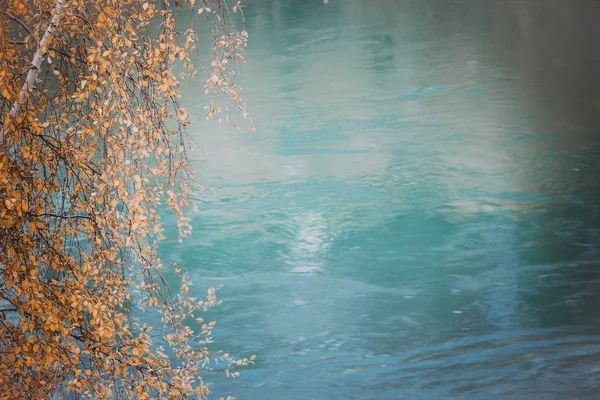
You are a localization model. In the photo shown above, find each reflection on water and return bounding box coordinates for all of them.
[161,0,600,398]
[284,212,331,275]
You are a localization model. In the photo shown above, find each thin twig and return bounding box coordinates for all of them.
[48,47,87,64]
[1,11,33,35]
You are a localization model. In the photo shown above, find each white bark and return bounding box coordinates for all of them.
[0,0,65,149]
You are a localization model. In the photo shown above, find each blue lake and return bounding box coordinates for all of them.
[163,1,600,398]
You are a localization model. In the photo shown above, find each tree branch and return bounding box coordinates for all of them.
[48,47,88,64]
[38,213,93,221]
[1,12,33,36]
[0,0,65,150]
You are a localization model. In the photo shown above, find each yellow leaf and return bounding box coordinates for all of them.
[48,50,56,58]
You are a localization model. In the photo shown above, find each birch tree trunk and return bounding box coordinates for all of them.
[0,0,64,149]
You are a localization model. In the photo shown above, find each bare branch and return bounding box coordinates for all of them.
[0,11,33,36]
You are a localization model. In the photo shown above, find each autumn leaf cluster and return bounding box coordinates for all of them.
[0,0,252,398]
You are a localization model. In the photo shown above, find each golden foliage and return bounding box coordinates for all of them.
[0,0,252,398]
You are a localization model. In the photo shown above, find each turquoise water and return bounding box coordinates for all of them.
[163,1,600,398]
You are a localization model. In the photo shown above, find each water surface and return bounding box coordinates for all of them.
[164,1,600,398]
